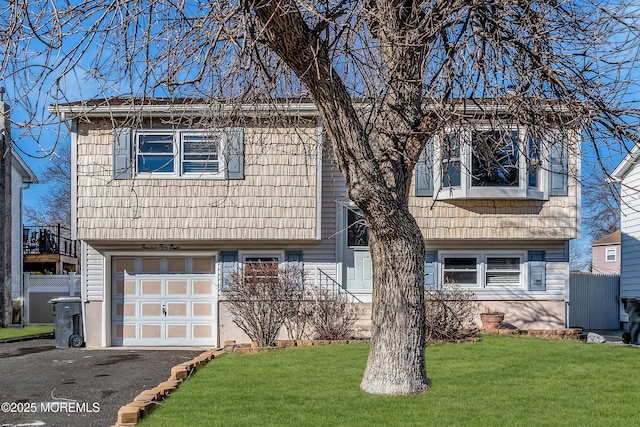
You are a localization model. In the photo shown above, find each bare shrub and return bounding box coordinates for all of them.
[425,283,479,342]
[309,287,360,340]
[225,262,303,347]
[226,264,360,344]
[279,267,314,341]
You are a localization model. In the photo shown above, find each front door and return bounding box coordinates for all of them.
[344,209,372,291]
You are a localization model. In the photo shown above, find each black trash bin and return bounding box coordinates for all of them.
[621,297,640,344]
[48,296,84,348]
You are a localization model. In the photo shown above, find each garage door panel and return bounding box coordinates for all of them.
[141,302,163,317]
[167,280,187,295]
[192,302,213,317]
[167,324,187,339]
[141,280,162,295]
[167,302,187,317]
[111,256,218,347]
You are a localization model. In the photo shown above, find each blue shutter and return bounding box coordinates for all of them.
[285,250,303,268]
[528,250,546,291]
[415,140,433,196]
[225,127,244,179]
[549,131,568,196]
[424,250,438,289]
[220,251,238,290]
[113,128,132,179]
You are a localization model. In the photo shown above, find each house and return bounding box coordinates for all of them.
[591,230,621,275]
[611,147,640,325]
[23,224,79,274]
[50,98,579,347]
[0,95,38,325]
[10,150,38,323]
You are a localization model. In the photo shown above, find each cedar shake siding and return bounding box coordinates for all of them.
[411,194,578,241]
[75,121,319,242]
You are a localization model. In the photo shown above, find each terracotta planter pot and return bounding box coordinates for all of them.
[480,313,505,330]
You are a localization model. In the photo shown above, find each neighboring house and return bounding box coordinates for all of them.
[611,147,640,325]
[1,94,38,325]
[591,230,621,275]
[50,98,579,347]
[10,150,38,321]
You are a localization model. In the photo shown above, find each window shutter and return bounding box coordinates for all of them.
[549,131,568,196]
[415,140,433,196]
[225,127,244,179]
[285,250,303,268]
[285,250,304,285]
[528,250,546,291]
[220,251,238,290]
[424,250,438,289]
[112,128,132,179]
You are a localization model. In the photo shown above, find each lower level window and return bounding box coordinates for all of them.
[486,257,521,286]
[444,257,478,286]
[441,252,525,288]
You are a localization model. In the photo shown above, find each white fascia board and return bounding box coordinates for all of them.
[610,145,640,182]
[11,148,38,184]
[49,102,322,119]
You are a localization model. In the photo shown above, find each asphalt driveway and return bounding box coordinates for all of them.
[0,337,204,427]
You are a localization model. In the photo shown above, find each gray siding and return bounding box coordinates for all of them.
[621,163,640,298]
[433,240,568,301]
[300,145,348,281]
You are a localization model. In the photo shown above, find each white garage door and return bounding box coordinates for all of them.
[111,256,218,346]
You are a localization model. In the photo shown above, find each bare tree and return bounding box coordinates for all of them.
[24,144,72,228]
[2,1,639,394]
[582,167,620,242]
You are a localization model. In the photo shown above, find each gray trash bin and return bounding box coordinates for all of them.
[48,296,84,348]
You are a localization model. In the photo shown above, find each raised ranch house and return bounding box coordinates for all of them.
[50,98,579,347]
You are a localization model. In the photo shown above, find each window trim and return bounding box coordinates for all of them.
[134,129,227,179]
[181,131,223,177]
[439,250,527,289]
[135,131,178,177]
[432,126,550,200]
[605,247,617,262]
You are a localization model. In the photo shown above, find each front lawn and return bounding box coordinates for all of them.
[139,335,640,426]
[0,325,54,340]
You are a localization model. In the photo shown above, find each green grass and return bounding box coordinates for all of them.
[139,335,640,427]
[0,325,54,340]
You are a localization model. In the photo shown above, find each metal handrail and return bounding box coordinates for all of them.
[315,268,363,304]
[22,224,78,258]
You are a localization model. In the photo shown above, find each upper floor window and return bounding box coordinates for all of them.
[113,127,244,180]
[416,126,570,200]
[136,130,223,178]
[471,130,520,187]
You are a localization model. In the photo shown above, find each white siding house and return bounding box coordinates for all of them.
[10,150,38,308]
[51,98,579,347]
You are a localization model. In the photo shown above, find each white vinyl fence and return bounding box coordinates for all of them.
[23,273,81,324]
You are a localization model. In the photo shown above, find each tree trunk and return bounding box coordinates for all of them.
[251,0,430,395]
[360,209,428,395]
